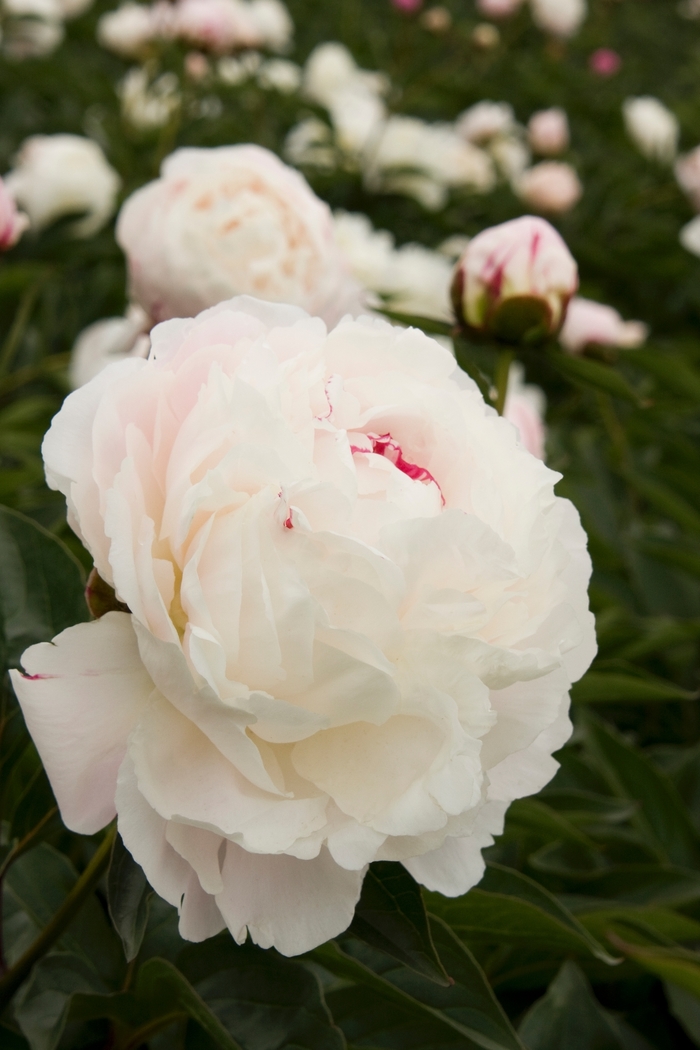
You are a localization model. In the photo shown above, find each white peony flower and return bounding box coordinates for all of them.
[623,97,679,164]
[116,145,363,325]
[503,362,546,460]
[68,306,151,388]
[283,118,336,170]
[332,211,453,322]
[0,175,29,250]
[456,101,516,145]
[4,134,120,237]
[12,295,595,956]
[453,215,579,339]
[118,68,181,131]
[173,0,259,53]
[1,8,64,58]
[489,135,531,182]
[97,2,168,58]
[256,57,300,92]
[477,0,524,17]
[528,108,570,156]
[302,43,387,157]
[248,0,292,52]
[529,0,586,37]
[515,161,583,214]
[675,145,700,210]
[559,297,649,355]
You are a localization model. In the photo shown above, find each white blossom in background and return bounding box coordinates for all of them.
[623,97,679,164]
[675,146,700,210]
[1,0,64,57]
[302,43,387,156]
[284,117,335,170]
[0,175,29,250]
[217,49,260,82]
[528,108,570,156]
[489,135,531,182]
[503,362,546,460]
[477,0,524,17]
[559,297,648,355]
[332,211,453,322]
[680,215,700,256]
[5,135,120,237]
[248,0,292,51]
[453,215,579,337]
[515,162,582,214]
[256,57,300,92]
[529,0,587,38]
[367,117,495,211]
[12,295,596,956]
[69,306,151,388]
[97,2,168,58]
[117,145,364,325]
[119,68,181,130]
[456,101,515,145]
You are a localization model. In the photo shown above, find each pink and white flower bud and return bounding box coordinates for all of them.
[528,108,569,156]
[515,161,582,214]
[452,215,578,343]
[0,176,29,250]
[559,297,648,355]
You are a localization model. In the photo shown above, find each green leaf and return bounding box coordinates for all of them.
[506,799,596,847]
[179,936,345,1050]
[585,717,700,868]
[629,349,700,403]
[428,863,617,965]
[580,907,700,949]
[549,352,643,404]
[134,958,244,1050]
[518,961,653,1050]
[572,671,698,704]
[609,936,700,998]
[107,832,152,963]
[665,982,700,1046]
[624,472,700,535]
[0,505,88,669]
[13,952,107,1050]
[349,862,450,986]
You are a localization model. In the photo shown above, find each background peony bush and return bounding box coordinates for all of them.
[1,2,700,1049]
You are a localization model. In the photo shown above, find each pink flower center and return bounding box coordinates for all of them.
[351,432,444,501]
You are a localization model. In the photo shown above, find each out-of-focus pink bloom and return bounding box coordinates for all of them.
[477,0,523,17]
[174,0,258,53]
[391,0,423,11]
[675,146,700,210]
[515,161,582,214]
[0,177,29,251]
[185,50,210,79]
[528,108,570,156]
[589,48,621,77]
[559,296,648,355]
[504,363,546,460]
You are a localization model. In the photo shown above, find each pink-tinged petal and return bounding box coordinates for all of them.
[216,842,365,956]
[10,613,151,834]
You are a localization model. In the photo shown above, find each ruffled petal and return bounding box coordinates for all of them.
[10,613,151,834]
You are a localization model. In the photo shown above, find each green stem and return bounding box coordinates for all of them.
[119,1012,185,1050]
[0,807,58,885]
[494,349,514,416]
[0,278,44,377]
[0,825,115,1011]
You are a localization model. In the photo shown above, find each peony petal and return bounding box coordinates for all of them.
[216,841,365,956]
[10,613,151,834]
[403,801,507,896]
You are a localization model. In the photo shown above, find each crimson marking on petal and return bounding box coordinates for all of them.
[284,512,294,529]
[19,672,59,680]
[351,433,445,504]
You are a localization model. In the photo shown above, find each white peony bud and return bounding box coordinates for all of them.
[4,134,120,237]
[0,175,29,249]
[528,108,570,155]
[503,362,546,459]
[173,0,259,53]
[248,0,292,52]
[97,2,166,58]
[623,97,679,164]
[12,295,595,956]
[559,297,648,355]
[456,101,515,144]
[116,144,364,325]
[515,161,582,214]
[675,145,700,210]
[256,57,300,92]
[529,0,586,38]
[680,214,700,257]
[452,215,579,342]
[68,306,151,388]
